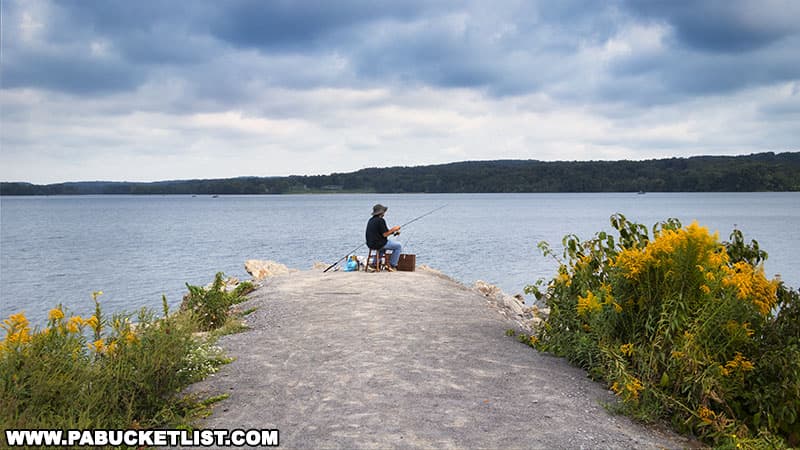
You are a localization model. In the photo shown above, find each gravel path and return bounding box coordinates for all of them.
[188,269,693,449]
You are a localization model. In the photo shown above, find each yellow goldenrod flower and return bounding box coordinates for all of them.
[698,405,716,424]
[615,223,729,288]
[620,343,634,357]
[124,331,137,344]
[598,283,620,313]
[66,316,83,334]
[576,290,601,316]
[699,285,711,295]
[647,227,679,255]
[2,313,32,346]
[575,255,593,271]
[6,329,32,345]
[48,308,65,321]
[89,339,105,353]
[707,249,730,268]
[85,315,100,331]
[739,359,754,372]
[626,377,644,400]
[722,262,778,315]
[725,352,755,373]
[613,248,649,279]
[3,312,28,330]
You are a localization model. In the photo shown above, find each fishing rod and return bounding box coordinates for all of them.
[322,204,447,273]
[397,204,448,229]
[322,242,366,273]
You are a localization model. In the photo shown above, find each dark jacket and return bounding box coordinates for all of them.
[365,216,389,249]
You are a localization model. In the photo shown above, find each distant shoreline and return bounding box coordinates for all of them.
[2,152,799,195]
[3,191,800,197]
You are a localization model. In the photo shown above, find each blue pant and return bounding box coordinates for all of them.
[381,240,403,267]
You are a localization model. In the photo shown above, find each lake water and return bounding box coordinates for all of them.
[1,193,798,326]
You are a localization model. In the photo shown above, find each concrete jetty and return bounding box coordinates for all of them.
[189,267,692,449]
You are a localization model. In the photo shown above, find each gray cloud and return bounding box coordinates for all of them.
[207,0,436,51]
[6,0,798,101]
[3,50,143,95]
[1,0,798,183]
[624,0,800,52]
[601,36,800,106]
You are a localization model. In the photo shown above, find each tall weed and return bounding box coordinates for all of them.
[182,272,254,331]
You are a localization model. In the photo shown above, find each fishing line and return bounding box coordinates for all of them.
[397,204,447,259]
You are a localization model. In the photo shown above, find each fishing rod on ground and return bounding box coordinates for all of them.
[322,204,447,273]
[322,242,366,273]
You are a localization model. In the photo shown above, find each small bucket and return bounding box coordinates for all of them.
[397,254,416,271]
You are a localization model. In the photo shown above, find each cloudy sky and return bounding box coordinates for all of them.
[1,0,798,183]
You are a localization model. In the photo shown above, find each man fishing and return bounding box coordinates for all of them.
[323,204,444,273]
[365,204,402,271]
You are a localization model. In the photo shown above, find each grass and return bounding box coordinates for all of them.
[209,315,250,339]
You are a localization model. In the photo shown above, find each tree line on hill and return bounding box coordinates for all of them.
[2,152,798,195]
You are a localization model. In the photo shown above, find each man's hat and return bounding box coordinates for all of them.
[371,204,388,216]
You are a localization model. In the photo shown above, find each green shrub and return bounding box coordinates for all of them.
[527,214,799,448]
[0,296,219,431]
[182,273,254,331]
[0,272,252,435]
[745,286,800,445]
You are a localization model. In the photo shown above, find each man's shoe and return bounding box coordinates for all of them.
[385,265,396,272]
